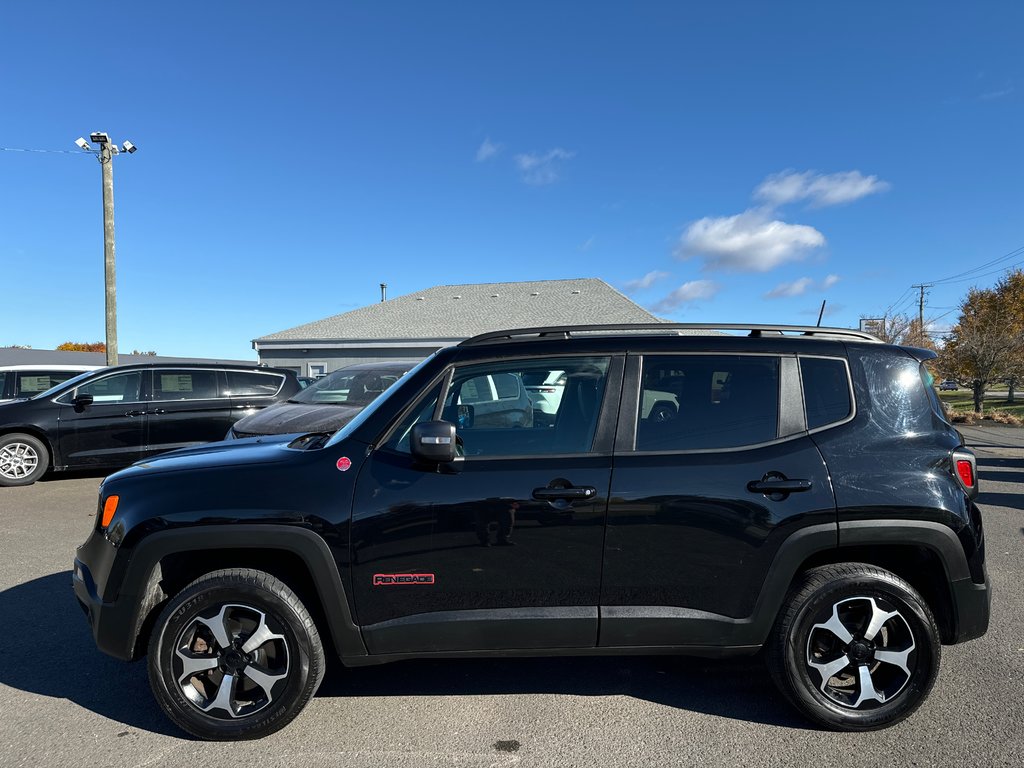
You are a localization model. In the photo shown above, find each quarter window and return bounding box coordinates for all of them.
[636,355,780,451]
[800,357,852,430]
[223,370,284,397]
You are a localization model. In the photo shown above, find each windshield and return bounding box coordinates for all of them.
[32,368,107,400]
[291,363,413,406]
[326,354,436,447]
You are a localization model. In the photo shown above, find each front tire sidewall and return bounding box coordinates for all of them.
[149,579,318,740]
[780,573,939,730]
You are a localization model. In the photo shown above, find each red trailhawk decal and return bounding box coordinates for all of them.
[373,573,435,586]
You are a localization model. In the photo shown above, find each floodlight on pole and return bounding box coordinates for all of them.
[75,132,137,367]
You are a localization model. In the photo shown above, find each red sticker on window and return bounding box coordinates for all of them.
[336,456,352,472]
[373,573,435,586]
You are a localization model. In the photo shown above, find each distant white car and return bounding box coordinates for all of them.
[939,379,960,391]
[0,364,101,404]
[523,370,566,426]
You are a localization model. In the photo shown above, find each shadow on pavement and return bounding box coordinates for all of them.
[0,572,807,735]
[0,571,180,737]
[39,468,112,483]
[321,654,807,729]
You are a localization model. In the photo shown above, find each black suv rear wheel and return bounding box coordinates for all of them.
[147,568,325,740]
[767,563,940,730]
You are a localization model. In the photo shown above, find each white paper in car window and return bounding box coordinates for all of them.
[161,374,193,393]
[20,376,52,393]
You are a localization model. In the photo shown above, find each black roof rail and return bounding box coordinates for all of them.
[459,323,883,346]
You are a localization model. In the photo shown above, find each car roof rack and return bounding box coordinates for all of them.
[460,323,883,346]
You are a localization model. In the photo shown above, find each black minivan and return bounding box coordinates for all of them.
[0,363,299,486]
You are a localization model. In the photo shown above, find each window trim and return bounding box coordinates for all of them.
[798,354,857,434]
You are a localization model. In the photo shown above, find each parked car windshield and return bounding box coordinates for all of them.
[290,364,413,406]
[325,355,436,447]
[32,368,108,400]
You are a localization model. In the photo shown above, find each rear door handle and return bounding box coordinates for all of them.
[532,486,597,501]
[747,478,812,494]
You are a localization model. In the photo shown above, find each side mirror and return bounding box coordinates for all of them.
[410,421,457,464]
[72,393,94,410]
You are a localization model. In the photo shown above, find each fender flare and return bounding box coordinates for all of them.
[120,524,366,659]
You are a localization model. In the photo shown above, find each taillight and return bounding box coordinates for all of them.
[956,460,974,488]
[952,449,978,499]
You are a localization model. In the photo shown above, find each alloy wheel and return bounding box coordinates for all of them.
[0,442,39,481]
[806,595,916,709]
[173,603,290,719]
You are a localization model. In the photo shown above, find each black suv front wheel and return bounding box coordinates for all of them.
[768,563,940,730]
[148,568,325,740]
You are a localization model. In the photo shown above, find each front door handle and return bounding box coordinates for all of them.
[532,486,597,501]
[747,477,812,494]
[125,410,146,417]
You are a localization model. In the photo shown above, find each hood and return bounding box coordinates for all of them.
[232,401,364,436]
[113,434,299,479]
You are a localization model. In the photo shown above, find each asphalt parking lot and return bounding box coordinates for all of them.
[1,424,1021,768]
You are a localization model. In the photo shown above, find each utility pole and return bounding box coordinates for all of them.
[100,141,118,366]
[75,133,137,367]
[912,283,932,346]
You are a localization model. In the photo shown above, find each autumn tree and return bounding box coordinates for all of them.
[940,270,1024,413]
[56,341,106,352]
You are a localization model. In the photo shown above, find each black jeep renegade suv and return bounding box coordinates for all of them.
[73,324,989,739]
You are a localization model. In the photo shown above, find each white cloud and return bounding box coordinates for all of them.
[623,270,669,292]
[515,148,575,185]
[980,85,1014,101]
[766,277,815,298]
[765,273,841,299]
[754,170,890,208]
[678,210,825,272]
[475,137,501,162]
[651,280,720,313]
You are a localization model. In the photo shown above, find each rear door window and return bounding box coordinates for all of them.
[635,355,780,451]
[153,370,220,401]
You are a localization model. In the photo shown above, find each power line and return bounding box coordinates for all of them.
[928,244,1024,285]
[0,146,94,155]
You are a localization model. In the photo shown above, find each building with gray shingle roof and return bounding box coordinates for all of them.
[252,278,664,376]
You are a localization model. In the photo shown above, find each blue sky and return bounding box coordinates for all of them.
[2,1,1022,359]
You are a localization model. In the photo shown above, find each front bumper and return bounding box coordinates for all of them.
[73,529,140,661]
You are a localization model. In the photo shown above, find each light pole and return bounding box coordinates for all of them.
[75,133,137,366]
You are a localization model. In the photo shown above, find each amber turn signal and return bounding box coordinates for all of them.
[101,495,119,528]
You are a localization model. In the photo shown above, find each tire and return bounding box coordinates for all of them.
[147,568,325,740]
[767,562,940,731]
[0,433,50,487]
